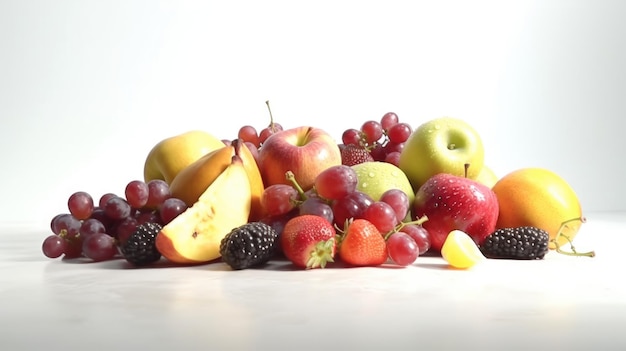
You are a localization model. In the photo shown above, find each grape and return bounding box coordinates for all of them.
[125,180,149,209]
[62,236,84,259]
[259,123,283,144]
[380,189,410,222]
[384,152,401,167]
[82,232,118,262]
[145,179,171,209]
[369,143,386,161]
[135,209,161,225]
[261,184,299,217]
[383,141,405,155]
[68,191,94,220]
[387,122,412,144]
[380,112,399,131]
[238,125,260,147]
[332,191,374,228]
[104,196,132,220]
[314,165,358,200]
[299,197,334,224]
[53,213,82,236]
[361,120,383,144]
[342,128,361,146]
[50,213,64,233]
[42,235,65,258]
[114,216,139,244]
[160,197,188,224]
[362,201,398,233]
[89,208,114,232]
[387,232,419,266]
[99,193,117,208]
[400,224,431,255]
[79,218,106,238]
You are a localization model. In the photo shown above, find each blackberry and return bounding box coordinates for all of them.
[480,226,549,260]
[220,222,279,270]
[120,222,162,266]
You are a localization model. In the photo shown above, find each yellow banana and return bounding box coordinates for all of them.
[156,155,252,264]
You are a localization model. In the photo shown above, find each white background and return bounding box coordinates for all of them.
[1,0,624,228]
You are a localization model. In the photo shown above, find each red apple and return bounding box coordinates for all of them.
[413,172,499,252]
[258,126,342,191]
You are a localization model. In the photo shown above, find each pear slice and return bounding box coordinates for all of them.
[155,155,252,264]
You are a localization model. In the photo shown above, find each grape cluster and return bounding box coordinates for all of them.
[42,179,188,262]
[259,165,431,266]
[341,112,413,166]
[227,100,284,161]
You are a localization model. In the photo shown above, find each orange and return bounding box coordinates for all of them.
[492,168,583,249]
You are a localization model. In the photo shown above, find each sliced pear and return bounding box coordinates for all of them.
[155,155,252,264]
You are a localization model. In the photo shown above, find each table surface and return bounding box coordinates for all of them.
[1,212,624,351]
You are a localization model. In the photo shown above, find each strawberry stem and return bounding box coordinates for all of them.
[306,238,336,269]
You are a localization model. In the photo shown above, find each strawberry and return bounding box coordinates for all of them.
[338,218,388,266]
[340,144,374,166]
[281,215,336,269]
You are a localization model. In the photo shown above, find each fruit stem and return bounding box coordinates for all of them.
[265,100,277,132]
[551,217,595,258]
[285,171,307,201]
[464,163,469,178]
[384,215,429,240]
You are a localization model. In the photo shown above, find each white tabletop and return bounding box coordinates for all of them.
[1,212,624,351]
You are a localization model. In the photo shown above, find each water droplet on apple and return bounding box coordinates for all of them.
[434,125,441,130]
[368,172,375,178]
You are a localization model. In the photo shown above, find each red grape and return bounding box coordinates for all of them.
[384,152,401,167]
[68,191,94,220]
[125,180,149,209]
[342,128,362,146]
[82,233,118,262]
[99,193,117,208]
[160,197,188,224]
[369,143,386,161]
[380,189,409,222]
[42,235,65,258]
[261,184,299,217]
[361,120,383,144]
[387,232,419,266]
[387,122,412,144]
[400,224,431,255]
[79,218,106,238]
[238,125,260,147]
[114,216,139,244]
[332,191,374,228]
[362,201,398,233]
[53,213,81,236]
[145,179,171,209]
[104,196,131,220]
[380,112,399,131]
[314,165,358,200]
[299,197,334,224]
[259,123,283,144]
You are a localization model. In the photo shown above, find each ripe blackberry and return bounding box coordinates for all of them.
[120,222,162,266]
[480,226,549,260]
[220,222,279,270]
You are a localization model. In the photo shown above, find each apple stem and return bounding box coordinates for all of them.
[265,100,277,132]
[551,217,595,258]
[383,215,429,240]
[285,171,307,201]
[464,163,470,178]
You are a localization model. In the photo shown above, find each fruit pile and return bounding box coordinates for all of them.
[42,106,595,270]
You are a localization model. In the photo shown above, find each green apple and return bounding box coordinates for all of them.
[398,117,485,190]
[351,161,415,215]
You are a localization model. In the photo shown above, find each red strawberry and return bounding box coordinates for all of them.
[281,215,336,269]
[338,218,388,266]
[340,144,374,166]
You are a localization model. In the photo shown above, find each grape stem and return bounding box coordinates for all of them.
[550,217,595,257]
[383,215,429,240]
[285,171,308,201]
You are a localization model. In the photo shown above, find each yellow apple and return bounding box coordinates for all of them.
[475,165,498,189]
[143,130,225,184]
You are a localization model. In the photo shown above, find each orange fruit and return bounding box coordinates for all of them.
[440,230,485,269]
[492,168,583,249]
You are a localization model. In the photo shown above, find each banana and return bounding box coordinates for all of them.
[155,154,252,264]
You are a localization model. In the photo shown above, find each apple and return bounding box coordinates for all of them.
[144,130,225,184]
[475,165,499,189]
[413,170,499,252]
[398,117,485,191]
[258,126,342,191]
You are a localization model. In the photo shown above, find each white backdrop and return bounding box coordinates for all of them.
[1,0,624,228]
